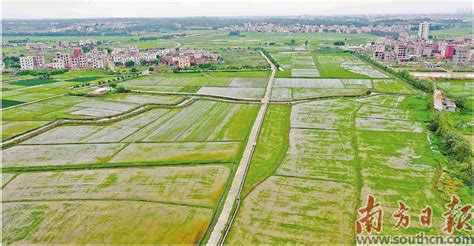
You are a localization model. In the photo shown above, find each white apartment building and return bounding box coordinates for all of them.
[418,22,430,40]
[20,57,35,70]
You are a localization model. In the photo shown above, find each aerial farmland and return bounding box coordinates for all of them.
[1,13,473,245]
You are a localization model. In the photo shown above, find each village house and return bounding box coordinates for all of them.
[26,42,45,51]
[160,49,220,68]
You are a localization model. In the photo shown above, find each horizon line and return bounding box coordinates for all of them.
[3,12,472,21]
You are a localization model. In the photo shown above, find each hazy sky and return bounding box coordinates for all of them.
[3,0,473,19]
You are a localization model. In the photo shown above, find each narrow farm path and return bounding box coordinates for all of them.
[206,52,276,245]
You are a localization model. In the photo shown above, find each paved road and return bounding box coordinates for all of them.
[206,52,276,245]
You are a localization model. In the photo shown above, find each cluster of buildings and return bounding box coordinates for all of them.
[160,48,220,68]
[56,39,100,48]
[219,22,410,34]
[110,46,170,65]
[26,42,46,51]
[19,46,220,70]
[50,20,131,33]
[366,22,473,67]
[20,48,110,70]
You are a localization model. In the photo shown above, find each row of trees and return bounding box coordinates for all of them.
[176,63,269,72]
[428,111,472,187]
[255,47,280,68]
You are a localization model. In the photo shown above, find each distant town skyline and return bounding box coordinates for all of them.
[3,0,473,19]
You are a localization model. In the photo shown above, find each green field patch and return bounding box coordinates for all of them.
[1,99,25,109]
[4,92,56,102]
[11,79,57,87]
[314,54,372,79]
[66,76,102,83]
[291,99,357,129]
[241,105,290,196]
[208,104,259,141]
[144,101,227,141]
[106,93,185,105]
[2,121,50,139]
[437,79,474,134]
[373,79,417,94]
[359,130,445,235]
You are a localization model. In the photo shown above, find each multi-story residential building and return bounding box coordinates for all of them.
[72,55,88,68]
[453,45,471,66]
[55,52,72,68]
[71,48,88,68]
[444,44,455,59]
[50,59,65,69]
[418,22,430,40]
[178,56,191,68]
[91,58,105,69]
[20,56,45,70]
[395,44,409,62]
[20,57,35,70]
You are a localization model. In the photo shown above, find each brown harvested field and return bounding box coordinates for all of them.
[22,108,170,144]
[2,143,127,168]
[2,200,213,244]
[277,129,354,181]
[226,175,355,244]
[2,173,17,187]
[108,142,241,164]
[3,165,230,207]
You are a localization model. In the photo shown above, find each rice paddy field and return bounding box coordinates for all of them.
[121,75,268,99]
[273,52,389,79]
[2,72,260,243]
[227,94,450,244]
[2,31,471,245]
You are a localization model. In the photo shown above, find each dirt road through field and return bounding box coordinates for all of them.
[206,52,275,245]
